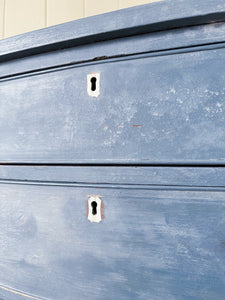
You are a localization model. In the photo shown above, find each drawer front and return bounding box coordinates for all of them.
[0,46,225,164]
[0,181,224,299]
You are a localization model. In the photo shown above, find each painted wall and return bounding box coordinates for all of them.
[0,0,160,39]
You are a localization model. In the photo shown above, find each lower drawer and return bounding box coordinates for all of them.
[0,174,224,300]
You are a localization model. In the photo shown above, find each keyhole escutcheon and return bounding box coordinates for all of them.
[87,73,100,97]
[87,196,103,223]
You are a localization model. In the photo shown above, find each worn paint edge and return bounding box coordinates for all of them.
[1,40,225,83]
[0,179,225,192]
[1,0,225,61]
[0,284,47,300]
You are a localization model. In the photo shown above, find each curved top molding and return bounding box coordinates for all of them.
[0,0,225,62]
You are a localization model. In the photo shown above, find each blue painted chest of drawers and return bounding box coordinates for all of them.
[0,0,225,299]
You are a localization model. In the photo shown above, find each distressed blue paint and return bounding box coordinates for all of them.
[1,22,225,79]
[0,0,225,299]
[0,1,224,163]
[1,0,225,61]
[0,184,224,300]
[1,175,225,300]
[0,166,225,188]
[1,48,225,163]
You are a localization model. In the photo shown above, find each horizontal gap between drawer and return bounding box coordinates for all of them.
[1,39,225,82]
[0,178,225,192]
[0,163,225,168]
[0,166,223,187]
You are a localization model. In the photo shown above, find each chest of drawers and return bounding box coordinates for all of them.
[0,0,225,299]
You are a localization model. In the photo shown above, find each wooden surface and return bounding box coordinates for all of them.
[1,0,225,60]
[2,21,225,80]
[0,181,224,299]
[0,1,225,164]
[0,1,224,299]
[0,166,225,189]
[1,47,225,164]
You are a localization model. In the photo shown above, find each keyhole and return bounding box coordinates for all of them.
[91,201,97,215]
[91,77,97,91]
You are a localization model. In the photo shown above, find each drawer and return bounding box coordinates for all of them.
[0,167,224,299]
[1,0,225,165]
[1,47,225,164]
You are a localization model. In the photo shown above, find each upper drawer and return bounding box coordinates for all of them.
[0,46,225,164]
[1,0,225,165]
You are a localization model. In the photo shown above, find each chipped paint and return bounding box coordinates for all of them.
[0,285,39,300]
